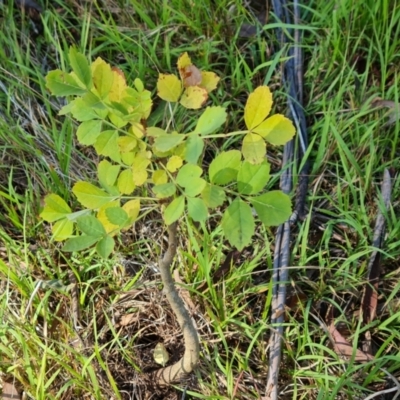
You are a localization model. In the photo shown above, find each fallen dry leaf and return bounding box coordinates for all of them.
[328,323,373,362]
[1,381,21,399]
[371,99,400,126]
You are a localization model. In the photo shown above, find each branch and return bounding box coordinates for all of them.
[153,222,200,385]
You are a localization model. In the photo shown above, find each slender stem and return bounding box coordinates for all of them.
[154,222,200,385]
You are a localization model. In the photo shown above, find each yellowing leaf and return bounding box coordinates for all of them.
[117,169,135,195]
[180,86,208,109]
[129,122,145,139]
[122,199,140,221]
[153,343,169,366]
[241,132,266,164]
[167,155,183,172]
[200,71,220,93]
[97,201,121,235]
[73,182,116,209]
[91,57,113,98]
[152,170,168,184]
[244,86,273,130]
[253,114,296,145]
[109,68,127,102]
[177,52,192,70]
[157,74,182,102]
[40,194,72,222]
[52,219,74,241]
[118,136,137,153]
[133,169,147,186]
[108,112,127,129]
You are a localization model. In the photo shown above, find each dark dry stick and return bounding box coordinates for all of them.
[153,222,200,385]
[266,0,308,398]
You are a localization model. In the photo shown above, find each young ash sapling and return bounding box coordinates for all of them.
[40,48,295,384]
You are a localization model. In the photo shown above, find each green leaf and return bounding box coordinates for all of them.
[221,199,255,250]
[237,160,270,195]
[176,164,202,185]
[69,47,92,88]
[76,120,102,145]
[194,106,227,135]
[209,150,241,185]
[154,133,185,152]
[45,70,87,96]
[176,164,206,196]
[40,194,72,222]
[96,236,115,258]
[164,196,185,225]
[92,57,114,98]
[105,207,129,227]
[76,215,106,237]
[62,235,100,252]
[117,169,135,195]
[98,160,120,188]
[250,191,292,226]
[153,183,176,198]
[73,181,116,209]
[201,183,226,208]
[94,130,121,162]
[52,219,74,241]
[185,134,204,164]
[241,132,266,164]
[253,114,296,145]
[187,197,208,222]
[244,86,273,130]
[68,97,98,121]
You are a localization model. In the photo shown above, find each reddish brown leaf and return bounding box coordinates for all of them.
[1,381,21,399]
[328,323,373,362]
